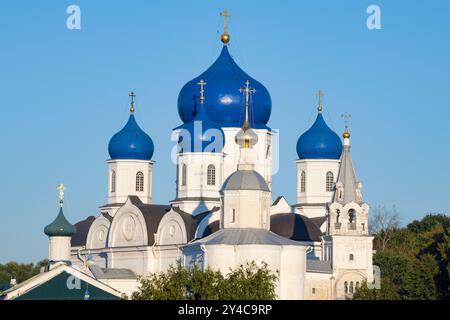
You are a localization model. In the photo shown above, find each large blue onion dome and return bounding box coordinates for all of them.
[108,98,154,160]
[44,207,76,237]
[296,112,343,160]
[177,46,272,129]
[177,99,225,153]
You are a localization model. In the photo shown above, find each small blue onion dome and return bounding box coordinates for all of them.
[177,46,272,129]
[177,103,225,153]
[108,113,154,160]
[44,207,76,237]
[296,113,343,160]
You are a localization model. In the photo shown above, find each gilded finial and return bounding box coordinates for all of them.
[316,90,324,113]
[129,91,136,113]
[220,10,231,44]
[341,112,351,139]
[197,80,207,104]
[239,80,256,131]
[57,183,66,207]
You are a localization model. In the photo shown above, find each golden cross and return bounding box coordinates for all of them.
[129,91,136,113]
[197,80,207,104]
[220,10,231,34]
[341,112,351,128]
[239,80,256,130]
[57,183,66,206]
[316,90,324,112]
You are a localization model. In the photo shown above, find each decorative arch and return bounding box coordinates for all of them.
[86,215,111,250]
[108,202,148,247]
[156,210,188,245]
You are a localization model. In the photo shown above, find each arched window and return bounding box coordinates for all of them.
[181,164,187,186]
[356,282,360,289]
[349,253,354,261]
[136,172,144,192]
[207,165,216,186]
[344,281,348,294]
[111,171,116,193]
[336,209,340,224]
[349,282,354,294]
[349,209,356,224]
[326,171,334,192]
[300,171,306,193]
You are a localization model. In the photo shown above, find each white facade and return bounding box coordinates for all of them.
[108,159,154,205]
[48,236,72,262]
[296,159,340,218]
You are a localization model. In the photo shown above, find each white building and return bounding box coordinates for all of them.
[39,20,375,300]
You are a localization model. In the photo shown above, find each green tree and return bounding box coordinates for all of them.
[353,278,400,300]
[0,260,48,286]
[132,261,277,300]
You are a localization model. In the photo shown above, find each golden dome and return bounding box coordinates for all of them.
[235,128,258,148]
[343,128,350,139]
[221,32,230,44]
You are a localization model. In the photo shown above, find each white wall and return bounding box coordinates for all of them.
[108,159,153,204]
[49,236,72,261]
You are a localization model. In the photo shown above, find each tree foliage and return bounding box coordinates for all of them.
[0,260,48,290]
[131,261,278,300]
[356,213,449,300]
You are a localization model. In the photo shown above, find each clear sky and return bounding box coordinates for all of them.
[0,0,449,263]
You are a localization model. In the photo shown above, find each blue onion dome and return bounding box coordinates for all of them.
[178,101,225,153]
[296,112,343,160]
[108,98,154,160]
[177,46,272,128]
[44,207,76,237]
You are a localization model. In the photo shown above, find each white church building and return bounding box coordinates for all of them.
[41,15,374,300]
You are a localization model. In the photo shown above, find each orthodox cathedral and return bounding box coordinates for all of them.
[28,12,374,300]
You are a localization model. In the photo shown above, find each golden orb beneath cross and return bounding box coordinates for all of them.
[221,33,230,44]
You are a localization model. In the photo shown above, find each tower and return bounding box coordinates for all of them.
[220,80,271,229]
[324,120,373,299]
[107,92,155,210]
[176,11,274,191]
[44,184,76,266]
[173,80,225,215]
[295,91,342,218]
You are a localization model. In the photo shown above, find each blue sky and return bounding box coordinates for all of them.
[0,0,449,263]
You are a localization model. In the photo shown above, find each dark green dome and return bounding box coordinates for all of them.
[44,207,76,237]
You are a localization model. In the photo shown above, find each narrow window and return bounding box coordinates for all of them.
[312,288,316,294]
[326,171,334,192]
[181,164,187,186]
[207,165,216,186]
[300,171,306,193]
[349,209,356,224]
[344,281,348,294]
[111,170,116,193]
[231,209,236,223]
[356,282,360,289]
[336,209,340,224]
[136,171,144,192]
[349,253,354,261]
[349,282,354,294]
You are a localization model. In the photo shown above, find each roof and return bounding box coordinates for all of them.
[221,170,270,192]
[270,213,322,242]
[296,113,342,160]
[177,45,272,129]
[172,206,219,241]
[306,260,332,274]
[44,207,76,237]
[333,144,364,204]
[1,262,122,300]
[71,216,96,247]
[183,228,305,248]
[108,113,154,160]
[128,196,171,245]
[88,265,136,280]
